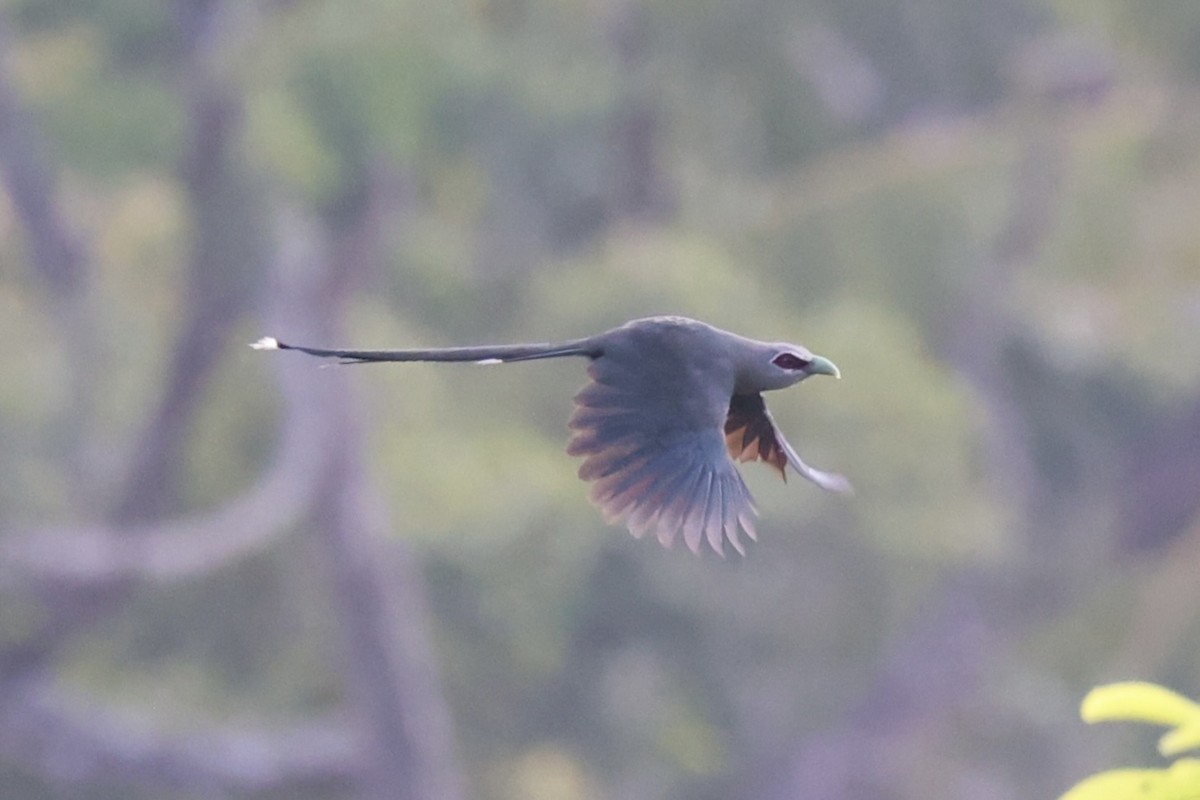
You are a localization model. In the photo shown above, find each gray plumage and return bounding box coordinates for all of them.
[252,316,850,555]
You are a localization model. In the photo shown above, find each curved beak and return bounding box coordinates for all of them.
[806,355,841,380]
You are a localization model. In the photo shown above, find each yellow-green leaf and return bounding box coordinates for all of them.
[1160,721,1200,757]
[1081,683,1200,727]
[1060,760,1200,800]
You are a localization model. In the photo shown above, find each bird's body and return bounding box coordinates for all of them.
[253,316,849,555]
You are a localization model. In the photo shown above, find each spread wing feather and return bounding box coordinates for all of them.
[568,334,757,555]
[725,393,790,479]
[702,477,725,556]
[724,393,853,494]
[682,470,713,555]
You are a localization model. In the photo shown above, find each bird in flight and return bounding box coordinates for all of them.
[252,316,850,555]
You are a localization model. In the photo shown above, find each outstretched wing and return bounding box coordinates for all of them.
[724,393,789,479]
[725,393,852,494]
[566,323,758,556]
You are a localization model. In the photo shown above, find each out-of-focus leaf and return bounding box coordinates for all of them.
[1060,760,1200,800]
[1161,722,1200,759]
[1082,682,1200,728]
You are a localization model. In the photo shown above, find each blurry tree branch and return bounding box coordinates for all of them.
[1117,398,1200,554]
[0,343,330,588]
[112,0,266,524]
[0,20,87,301]
[1,1,465,782]
[2,193,464,799]
[0,201,338,708]
[0,10,460,788]
[0,16,102,506]
[313,388,466,800]
[0,682,357,795]
[289,166,465,800]
[0,197,337,587]
[0,200,334,705]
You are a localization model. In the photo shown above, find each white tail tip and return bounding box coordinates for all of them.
[475,358,503,365]
[250,336,279,351]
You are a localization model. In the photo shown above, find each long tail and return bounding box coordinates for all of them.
[250,336,600,364]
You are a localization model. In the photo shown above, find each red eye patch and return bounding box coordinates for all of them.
[772,353,811,370]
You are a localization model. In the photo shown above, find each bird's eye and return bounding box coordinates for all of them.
[772,352,811,371]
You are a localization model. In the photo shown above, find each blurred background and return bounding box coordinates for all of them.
[1,0,1198,798]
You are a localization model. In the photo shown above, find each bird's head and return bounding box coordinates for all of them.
[740,344,841,392]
